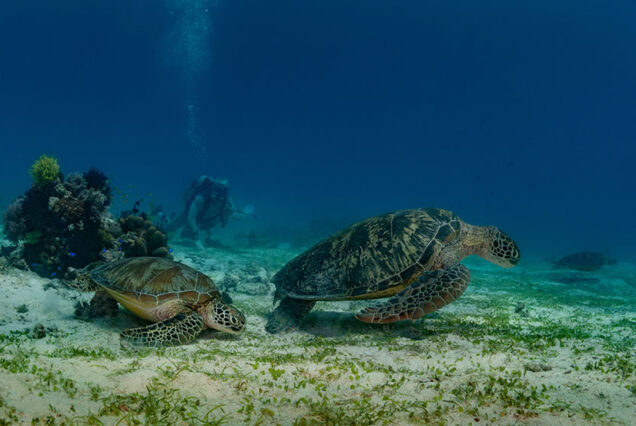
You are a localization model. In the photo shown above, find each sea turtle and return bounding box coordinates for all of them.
[552,252,616,272]
[80,257,245,346]
[266,208,520,333]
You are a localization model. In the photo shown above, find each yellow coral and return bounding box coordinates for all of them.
[30,155,60,186]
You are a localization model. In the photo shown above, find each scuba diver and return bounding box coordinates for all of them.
[166,176,253,244]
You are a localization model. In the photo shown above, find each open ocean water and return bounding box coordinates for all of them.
[0,1,634,424]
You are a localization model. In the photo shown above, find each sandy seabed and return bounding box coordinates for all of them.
[0,243,634,425]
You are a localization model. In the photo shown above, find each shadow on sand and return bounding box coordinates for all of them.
[294,310,477,341]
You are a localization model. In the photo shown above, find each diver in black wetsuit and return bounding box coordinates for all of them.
[166,176,252,244]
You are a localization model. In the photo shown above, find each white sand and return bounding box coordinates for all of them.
[0,246,634,425]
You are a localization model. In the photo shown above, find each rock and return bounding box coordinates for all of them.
[525,361,552,372]
[249,274,263,283]
[43,282,57,291]
[0,255,10,270]
[235,281,274,296]
[74,292,118,320]
[65,267,79,280]
[13,258,28,270]
[74,301,92,321]
[218,275,240,292]
[29,323,47,339]
[244,263,261,275]
[151,247,170,257]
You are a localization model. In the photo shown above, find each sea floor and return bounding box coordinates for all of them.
[0,243,634,425]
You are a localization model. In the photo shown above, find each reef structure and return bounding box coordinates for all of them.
[2,157,171,278]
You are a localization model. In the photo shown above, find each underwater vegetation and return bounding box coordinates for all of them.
[0,245,633,424]
[29,155,61,187]
[1,156,170,278]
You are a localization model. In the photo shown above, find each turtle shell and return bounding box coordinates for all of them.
[273,208,462,300]
[90,257,219,307]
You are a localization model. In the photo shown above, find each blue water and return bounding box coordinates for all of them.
[1,1,635,259]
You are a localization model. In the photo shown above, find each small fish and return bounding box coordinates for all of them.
[31,263,38,267]
[103,248,107,252]
[57,266,61,271]
[50,272,57,277]
[169,248,174,253]
[118,239,123,244]
[67,252,76,257]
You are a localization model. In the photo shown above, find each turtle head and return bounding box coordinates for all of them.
[200,299,245,334]
[66,262,103,292]
[481,226,521,268]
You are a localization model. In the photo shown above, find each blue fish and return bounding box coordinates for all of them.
[50,272,57,277]
[31,263,38,267]
[57,266,61,271]
[103,248,107,252]
[67,252,76,257]
[169,248,174,253]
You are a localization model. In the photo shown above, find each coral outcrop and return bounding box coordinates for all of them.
[118,215,170,258]
[2,158,171,278]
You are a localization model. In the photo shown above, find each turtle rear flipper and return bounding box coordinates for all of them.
[356,264,470,324]
[120,310,205,347]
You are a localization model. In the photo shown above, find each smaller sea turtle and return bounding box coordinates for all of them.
[553,252,616,271]
[79,257,245,346]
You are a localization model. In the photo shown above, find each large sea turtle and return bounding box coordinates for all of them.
[266,208,520,333]
[80,257,245,346]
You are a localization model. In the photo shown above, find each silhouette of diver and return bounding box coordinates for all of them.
[166,176,253,244]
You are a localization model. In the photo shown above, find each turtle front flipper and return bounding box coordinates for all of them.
[120,310,205,347]
[356,264,470,324]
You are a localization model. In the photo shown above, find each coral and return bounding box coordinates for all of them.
[2,160,171,278]
[29,155,61,186]
[83,168,112,205]
[2,198,27,241]
[2,165,112,277]
[50,197,84,224]
[118,215,171,258]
